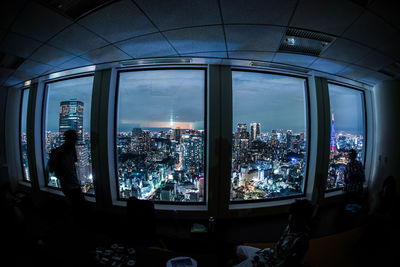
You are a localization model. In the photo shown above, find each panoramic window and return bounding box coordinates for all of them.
[20,89,30,182]
[43,76,94,194]
[116,69,205,202]
[326,84,365,190]
[231,71,308,201]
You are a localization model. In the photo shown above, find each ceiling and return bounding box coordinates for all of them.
[1,0,400,88]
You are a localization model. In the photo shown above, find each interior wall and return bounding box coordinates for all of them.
[0,87,7,165]
[372,79,400,194]
[0,87,9,187]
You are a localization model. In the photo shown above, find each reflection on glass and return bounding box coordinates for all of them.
[117,70,205,202]
[231,71,308,201]
[327,84,365,190]
[44,76,94,194]
[21,89,30,181]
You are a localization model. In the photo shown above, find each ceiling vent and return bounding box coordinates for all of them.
[0,52,25,70]
[279,28,335,56]
[39,0,115,20]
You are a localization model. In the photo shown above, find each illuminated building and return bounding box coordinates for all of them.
[250,122,261,142]
[59,99,84,144]
[330,113,338,153]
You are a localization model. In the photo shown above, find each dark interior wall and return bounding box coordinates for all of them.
[0,87,9,187]
[372,80,400,194]
[0,87,8,165]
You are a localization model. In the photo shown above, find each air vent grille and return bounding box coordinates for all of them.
[279,28,335,56]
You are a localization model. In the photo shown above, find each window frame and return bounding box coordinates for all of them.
[19,87,30,182]
[40,73,95,194]
[325,81,367,193]
[229,68,311,204]
[114,66,208,205]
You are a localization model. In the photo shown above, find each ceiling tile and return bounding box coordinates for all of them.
[229,51,274,61]
[355,51,394,71]
[4,75,24,87]
[17,59,53,75]
[80,45,131,64]
[337,64,375,80]
[78,0,157,43]
[181,51,228,58]
[115,33,177,58]
[358,71,392,85]
[135,0,221,31]
[309,58,348,74]
[321,38,370,64]
[57,57,93,71]
[11,2,72,42]
[226,25,285,51]
[48,24,109,56]
[30,44,75,67]
[342,11,398,49]
[220,0,296,26]
[370,1,400,29]
[0,0,27,30]
[376,35,400,60]
[163,26,225,54]
[290,0,362,36]
[273,52,317,68]
[0,32,42,58]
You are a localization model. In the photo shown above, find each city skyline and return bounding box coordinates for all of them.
[44,71,364,135]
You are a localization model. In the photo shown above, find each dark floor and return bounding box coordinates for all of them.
[1,190,395,267]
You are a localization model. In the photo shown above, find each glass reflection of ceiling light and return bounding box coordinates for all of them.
[121,57,192,67]
[49,65,96,80]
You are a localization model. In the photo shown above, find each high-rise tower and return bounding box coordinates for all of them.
[250,122,261,141]
[59,99,84,144]
[330,112,338,153]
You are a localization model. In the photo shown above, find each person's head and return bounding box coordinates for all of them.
[348,149,357,161]
[288,199,314,232]
[64,130,77,146]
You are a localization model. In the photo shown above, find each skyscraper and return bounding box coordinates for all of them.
[59,99,84,144]
[250,122,261,141]
[330,113,338,153]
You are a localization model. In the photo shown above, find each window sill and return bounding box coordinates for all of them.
[229,198,297,210]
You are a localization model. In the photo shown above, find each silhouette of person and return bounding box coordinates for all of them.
[343,149,365,194]
[51,130,86,214]
[233,199,314,267]
[343,149,365,211]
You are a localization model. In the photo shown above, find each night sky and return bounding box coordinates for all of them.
[40,70,364,136]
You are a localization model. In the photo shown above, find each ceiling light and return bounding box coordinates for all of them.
[286,37,295,46]
[279,28,335,56]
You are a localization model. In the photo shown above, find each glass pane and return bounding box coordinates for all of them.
[21,89,30,181]
[231,71,308,201]
[327,84,365,190]
[117,70,205,202]
[44,76,94,194]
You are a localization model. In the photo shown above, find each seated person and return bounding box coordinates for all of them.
[234,199,314,267]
